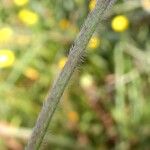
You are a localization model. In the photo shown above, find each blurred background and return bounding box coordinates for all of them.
[0,0,150,149]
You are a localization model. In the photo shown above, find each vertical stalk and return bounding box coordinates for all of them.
[26,0,117,149]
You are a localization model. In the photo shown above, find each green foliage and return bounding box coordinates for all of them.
[0,0,150,149]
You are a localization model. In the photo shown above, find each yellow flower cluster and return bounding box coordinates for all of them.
[89,0,96,11]
[59,19,70,30]
[58,57,67,69]
[13,0,29,6]
[88,36,100,49]
[0,27,13,44]
[111,15,129,32]
[0,49,15,68]
[68,111,79,123]
[18,9,39,26]
[24,67,39,80]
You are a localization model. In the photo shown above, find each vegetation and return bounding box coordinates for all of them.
[0,0,150,149]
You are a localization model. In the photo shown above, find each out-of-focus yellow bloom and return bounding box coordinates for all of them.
[89,0,96,11]
[68,111,79,123]
[0,49,15,68]
[58,57,67,69]
[88,36,100,49]
[111,15,129,32]
[141,0,150,12]
[0,27,13,44]
[13,0,29,6]
[24,67,39,80]
[59,19,70,30]
[80,74,93,88]
[18,9,39,26]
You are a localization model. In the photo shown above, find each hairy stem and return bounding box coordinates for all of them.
[25,0,117,149]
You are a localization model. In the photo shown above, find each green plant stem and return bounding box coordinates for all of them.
[25,0,116,149]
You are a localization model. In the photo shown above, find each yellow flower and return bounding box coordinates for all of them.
[58,57,67,69]
[0,27,13,44]
[13,0,29,6]
[80,74,93,88]
[0,49,15,68]
[141,0,150,12]
[68,111,79,123]
[24,67,39,80]
[89,0,96,11]
[111,15,129,32]
[59,19,70,30]
[88,36,100,49]
[18,9,39,26]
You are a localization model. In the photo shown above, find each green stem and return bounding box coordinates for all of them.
[25,0,117,149]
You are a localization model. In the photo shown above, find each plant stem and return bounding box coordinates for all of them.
[25,0,117,149]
